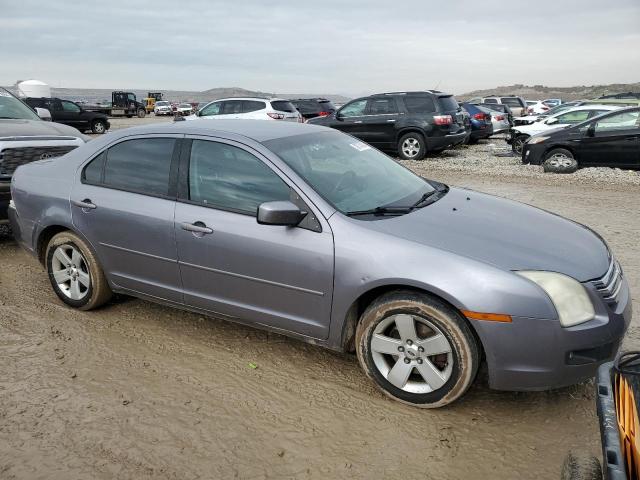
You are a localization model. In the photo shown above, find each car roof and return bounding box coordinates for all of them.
[204,97,288,103]
[101,119,331,143]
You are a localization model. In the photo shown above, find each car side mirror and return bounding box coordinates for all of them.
[35,107,52,121]
[545,117,558,125]
[586,124,596,137]
[257,201,307,226]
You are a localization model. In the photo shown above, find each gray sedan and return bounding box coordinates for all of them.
[9,120,631,408]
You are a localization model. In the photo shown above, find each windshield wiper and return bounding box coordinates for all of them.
[346,206,416,217]
[412,190,437,208]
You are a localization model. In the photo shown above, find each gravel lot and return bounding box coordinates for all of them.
[1,116,638,479]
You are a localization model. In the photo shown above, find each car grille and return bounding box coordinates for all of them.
[591,259,624,306]
[0,146,78,175]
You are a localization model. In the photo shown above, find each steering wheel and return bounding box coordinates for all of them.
[331,170,357,195]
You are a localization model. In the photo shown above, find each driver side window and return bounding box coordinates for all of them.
[200,102,222,116]
[339,99,367,118]
[61,101,81,113]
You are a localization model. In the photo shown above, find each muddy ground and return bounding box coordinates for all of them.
[1,117,638,479]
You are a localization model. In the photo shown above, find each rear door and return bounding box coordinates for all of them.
[174,137,334,339]
[359,97,401,148]
[221,100,244,119]
[332,99,369,139]
[71,135,183,303]
[578,110,640,167]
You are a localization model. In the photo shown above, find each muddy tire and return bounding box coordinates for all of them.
[543,148,578,174]
[511,134,529,154]
[355,290,480,408]
[560,451,602,480]
[398,132,426,160]
[46,231,112,311]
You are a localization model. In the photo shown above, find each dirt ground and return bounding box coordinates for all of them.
[1,117,638,479]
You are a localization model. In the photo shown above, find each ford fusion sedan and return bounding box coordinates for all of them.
[523,107,640,173]
[9,120,631,407]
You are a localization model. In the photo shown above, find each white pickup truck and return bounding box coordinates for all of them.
[0,88,87,223]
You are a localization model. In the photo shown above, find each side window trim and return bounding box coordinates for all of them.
[80,135,183,200]
[178,135,323,232]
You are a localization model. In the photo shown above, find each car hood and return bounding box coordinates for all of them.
[362,187,609,282]
[0,118,87,140]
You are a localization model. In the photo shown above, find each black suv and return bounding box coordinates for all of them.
[24,97,110,134]
[289,98,337,121]
[308,91,467,159]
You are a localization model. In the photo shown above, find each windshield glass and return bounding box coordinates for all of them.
[156,101,170,106]
[0,91,41,120]
[263,131,434,214]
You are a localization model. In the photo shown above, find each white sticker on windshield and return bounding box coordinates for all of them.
[350,142,371,152]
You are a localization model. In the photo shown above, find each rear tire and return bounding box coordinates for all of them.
[512,134,529,154]
[356,290,480,408]
[560,451,602,480]
[46,231,112,311]
[91,120,107,134]
[398,132,426,160]
[543,148,578,174]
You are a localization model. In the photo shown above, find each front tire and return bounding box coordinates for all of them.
[398,132,427,160]
[46,231,112,310]
[356,290,480,408]
[137,109,146,118]
[512,134,529,154]
[543,148,578,173]
[91,120,107,134]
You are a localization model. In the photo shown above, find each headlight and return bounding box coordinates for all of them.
[528,136,549,144]
[516,271,595,327]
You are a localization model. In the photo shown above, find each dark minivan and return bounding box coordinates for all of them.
[308,91,467,160]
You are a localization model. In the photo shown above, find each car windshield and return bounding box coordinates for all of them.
[156,101,170,106]
[263,131,435,215]
[0,91,41,120]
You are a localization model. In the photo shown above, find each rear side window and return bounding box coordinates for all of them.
[222,100,244,114]
[270,100,296,113]
[404,96,435,114]
[366,98,399,115]
[437,96,459,111]
[243,100,266,113]
[188,140,290,214]
[83,138,176,196]
[501,97,525,108]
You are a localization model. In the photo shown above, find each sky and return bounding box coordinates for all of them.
[1,0,639,96]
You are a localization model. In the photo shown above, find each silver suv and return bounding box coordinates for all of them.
[468,96,528,117]
[0,88,86,223]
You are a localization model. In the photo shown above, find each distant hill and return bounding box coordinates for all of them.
[458,82,640,101]
[3,84,351,104]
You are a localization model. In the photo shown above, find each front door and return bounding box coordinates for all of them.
[360,97,401,148]
[332,98,368,139]
[578,110,640,168]
[71,135,183,303]
[174,138,334,339]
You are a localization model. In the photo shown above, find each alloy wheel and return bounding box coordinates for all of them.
[402,138,421,158]
[51,244,91,300]
[547,154,573,168]
[370,313,453,394]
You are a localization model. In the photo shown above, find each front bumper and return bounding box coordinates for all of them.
[521,142,546,165]
[472,277,632,391]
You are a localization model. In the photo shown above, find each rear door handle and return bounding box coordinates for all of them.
[353,120,363,124]
[71,198,96,209]
[386,119,396,123]
[181,221,213,234]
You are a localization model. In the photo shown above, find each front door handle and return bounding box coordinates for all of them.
[386,119,396,123]
[353,120,363,124]
[181,221,213,234]
[71,198,96,209]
